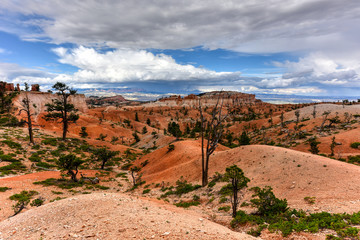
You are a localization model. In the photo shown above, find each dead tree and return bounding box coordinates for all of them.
[312,105,317,119]
[130,166,141,187]
[199,93,228,187]
[320,111,331,132]
[280,112,285,128]
[18,83,36,144]
[80,173,99,184]
[295,110,300,127]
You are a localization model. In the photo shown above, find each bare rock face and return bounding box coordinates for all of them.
[13,92,88,115]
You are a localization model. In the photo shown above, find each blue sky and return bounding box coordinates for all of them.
[0,1,359,100]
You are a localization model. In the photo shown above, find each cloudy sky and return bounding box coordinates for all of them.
[0,0,359,100]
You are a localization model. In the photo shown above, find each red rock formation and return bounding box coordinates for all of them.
[184,94,198,100]
[31,84,40,91]
[0,81,15,91]
[15,84,20,91]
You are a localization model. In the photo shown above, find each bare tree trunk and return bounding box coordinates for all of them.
[69,168,78,182]
[63,120,68,141]
[199,93,227,187]
[232,178,238,218]
[28,115,34,144]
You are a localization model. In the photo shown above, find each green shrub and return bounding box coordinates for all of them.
[36,162,56,169]
[50,197,65,202]
[143,189,151,194]
[2,140,22,150]
[247,224,267,237]
[94,185,110,190]
[175,200,200,208]
[173,178,201,196]
[0,187,10,192]
[304,196,316,204]
[41,138,58,146]
[0,154,16,162]
[34,178,85,189]
[29,153,41,162]
[167,144,175,152]
[121,162,133,170]
[31,144,40,150]
[218,206,231,212]
[250,186,288,216]
[350,142,360,149]
[219,196,227,203]
[0,161,26,175]
[10,190,38,202]
[51,190,63,195]
[348,155,360,164]
[30,198,44,207]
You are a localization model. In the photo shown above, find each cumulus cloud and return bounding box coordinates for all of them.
[1,0,360,54]
[51,46,241,84]
[273,53,360,87]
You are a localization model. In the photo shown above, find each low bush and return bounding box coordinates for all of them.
[41,138,58,146]
[143,189,151,194]
[348,155,360,164]
[34,178,85,189]
[30,198,44,207]
[2,140,22,150]
[0,187,10,192]
[175,200,200,208]
[350,142,360,149]
[218,206,231,212]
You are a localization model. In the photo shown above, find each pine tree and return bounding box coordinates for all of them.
[44,82,79,141]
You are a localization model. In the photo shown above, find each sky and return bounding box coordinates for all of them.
[0,0,360,101]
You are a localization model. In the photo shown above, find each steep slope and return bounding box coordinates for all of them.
[137,140,360,212]
[0,193,256,240]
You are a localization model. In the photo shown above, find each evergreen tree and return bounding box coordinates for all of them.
[238,131,250,145]
[56,154,83,182]
[44,82,79,141]
[309,137,320,154]
[167,121,182,138]
[79,126,88,138]
[222,165,250,217]
[91,147,118,169]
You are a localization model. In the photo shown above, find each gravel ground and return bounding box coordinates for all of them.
[0,193,257,240]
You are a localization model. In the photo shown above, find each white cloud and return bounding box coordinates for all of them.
[51,46,241,84]
[273,52,360,87]
[1,0,360,55]
[0,62,54,82]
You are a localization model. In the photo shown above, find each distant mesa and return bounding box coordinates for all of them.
[157,91,261,107]
[86,95,129,106]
